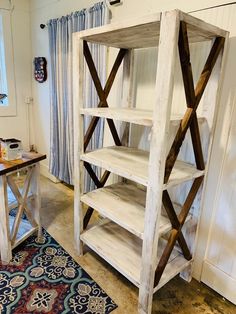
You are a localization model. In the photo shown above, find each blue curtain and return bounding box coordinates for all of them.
[48,2,108,185]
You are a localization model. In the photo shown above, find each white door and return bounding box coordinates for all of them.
[192,4,236,304]
[201,98,236,304]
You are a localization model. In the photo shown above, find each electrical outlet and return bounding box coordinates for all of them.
[25,96,33,104]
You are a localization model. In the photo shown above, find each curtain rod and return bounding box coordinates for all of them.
[39,0,122,29]
[188,1,236,13]
[40,1,234,29]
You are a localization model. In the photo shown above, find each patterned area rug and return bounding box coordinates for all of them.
[0,229,117,314]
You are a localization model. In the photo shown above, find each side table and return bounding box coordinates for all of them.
[0,152,46,263]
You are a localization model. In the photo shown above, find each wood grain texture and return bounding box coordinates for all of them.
[120,49,135,147]
[81,221,189,290]
[73,36,85,255]
[178,21,205,171]
[155,176,204,285]
[139,10,181,314]
[81,182,187,239]
[162,190,192,260]
[81,108,194,127]
[9,216,37,249]
[0,152,46,176]
[0,157,43,264]
[29,163,42,238]
[81,146,204,188]
[74,10,227,48]
[7,171,37,233]
[0,175,11,263]
[180,11,227,39]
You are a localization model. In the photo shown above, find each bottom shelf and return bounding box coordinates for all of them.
[9,215,37,248]
[81,221,192,291]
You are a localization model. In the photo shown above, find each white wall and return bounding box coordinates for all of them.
[109,0,234,21]
[0,0,31,149]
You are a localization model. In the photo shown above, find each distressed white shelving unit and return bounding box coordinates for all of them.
[73,9,228,314]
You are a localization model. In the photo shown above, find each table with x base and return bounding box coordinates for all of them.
[0,152,46,264]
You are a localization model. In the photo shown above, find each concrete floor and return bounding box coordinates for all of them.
[40,176,236,314]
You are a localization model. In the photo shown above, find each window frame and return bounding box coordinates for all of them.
[0,9,17,116]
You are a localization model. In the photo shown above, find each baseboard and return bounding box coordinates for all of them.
[201,261,236,305]
[40,162,60,183]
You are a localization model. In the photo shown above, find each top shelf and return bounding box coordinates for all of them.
[75,10,227,49]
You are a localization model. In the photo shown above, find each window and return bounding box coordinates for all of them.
[0,9,16,116]
[0,14,8,106]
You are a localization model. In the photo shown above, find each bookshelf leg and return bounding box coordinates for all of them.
[180,263,193,282]
[0,175,12,264]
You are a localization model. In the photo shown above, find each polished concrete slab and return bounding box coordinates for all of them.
[40,176,236,314]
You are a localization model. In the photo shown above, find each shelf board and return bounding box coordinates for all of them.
[81,146,204,188]
[81,182,188,239]
[9,215,37,248]
[80,108,186,127]
[81,221,192,290]
[76,11,227,48]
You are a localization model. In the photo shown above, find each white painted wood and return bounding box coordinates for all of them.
[120,49,135,146]
[0,160,43,263]
[139,10,180,314]
[80,108,196,127]
[7,188,34,213]
[30,164,42,238]
[81,221,189,290]
[7,173,37,228]
[77,13,161,49]
[0,175,11,263]
[180,11,227,39]
[121,50,135,109]
[75,10,227,49]
[81,182,186,239]
[154,260,193,292]
[81,146,204,188]
[10,168,33,245]
[82,220,142,287]
[12,228,38,249]
[8,215,36,249]
[73,35,85,256]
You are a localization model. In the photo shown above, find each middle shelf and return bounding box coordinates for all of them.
[81,146,205,188]
[81,182,190,239]
[80,108,187,127]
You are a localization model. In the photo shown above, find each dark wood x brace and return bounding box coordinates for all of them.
[154,22,225,286]
[82,42,128,228]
